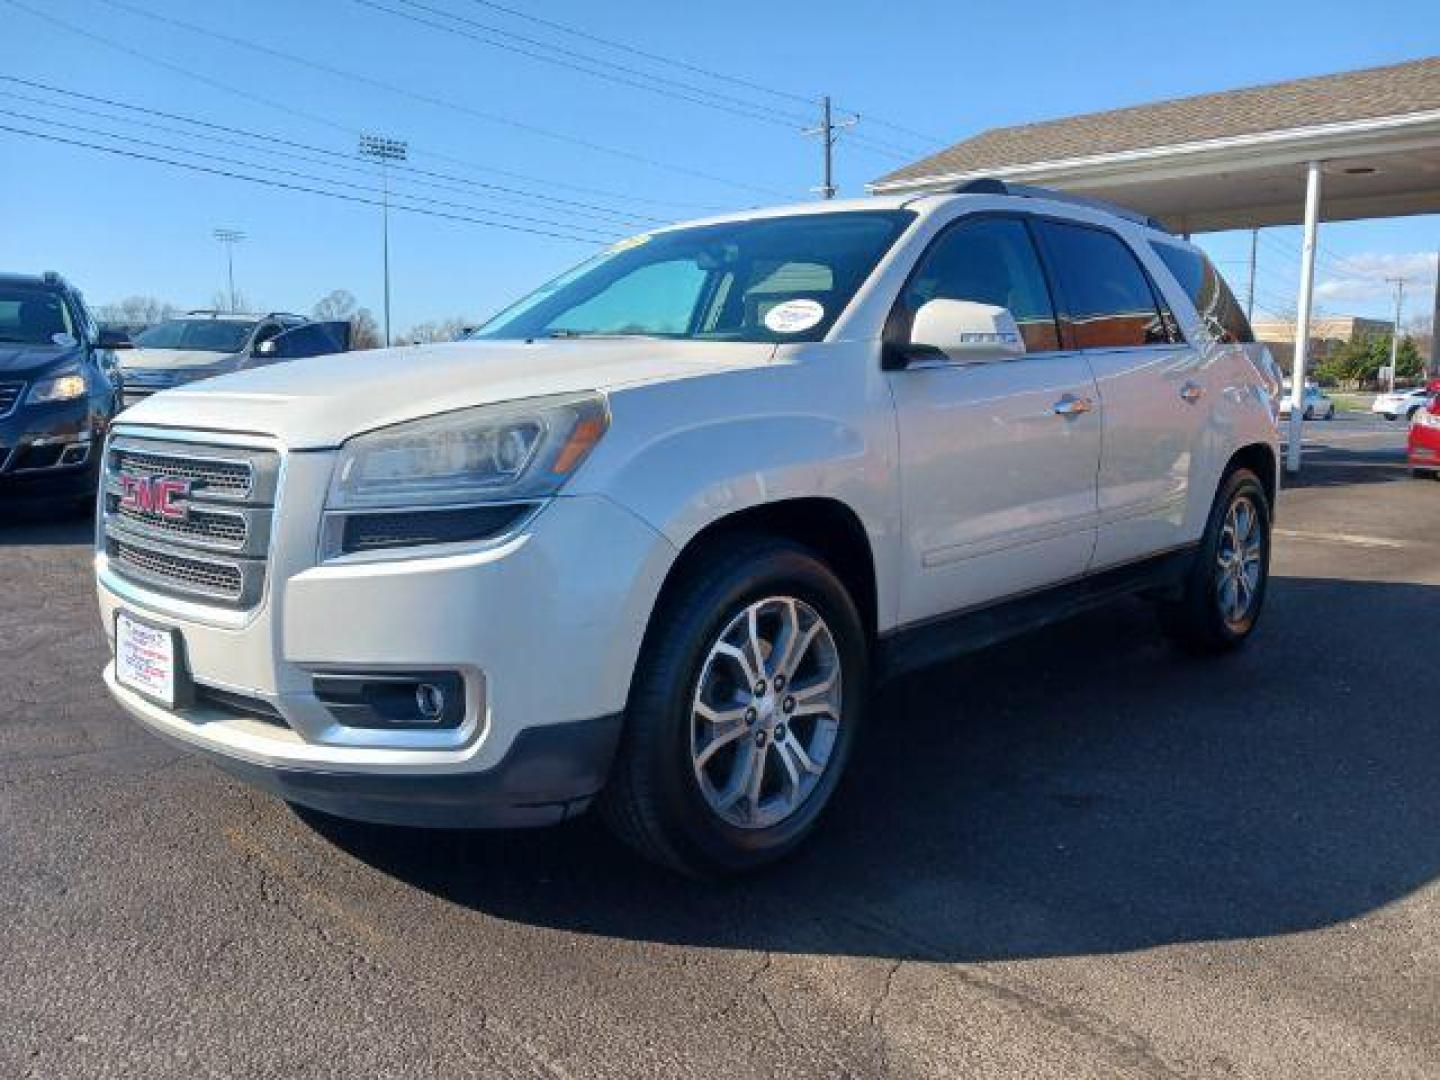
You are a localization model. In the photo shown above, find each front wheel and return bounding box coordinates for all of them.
[1325,406,1336,420]
[600,538,867,878]
[1160,469,1272,654]
[1303,406,1314,420]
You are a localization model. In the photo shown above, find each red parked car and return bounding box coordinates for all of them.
[1410,393,1440,479]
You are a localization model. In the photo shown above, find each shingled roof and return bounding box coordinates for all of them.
[873,56,1440,190]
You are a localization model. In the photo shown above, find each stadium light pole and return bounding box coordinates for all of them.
[358,134,408,347]
[212,228,246,312]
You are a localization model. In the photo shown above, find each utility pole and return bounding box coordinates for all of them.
[359,133,408,347]
[1385,277,1407,393]
[212,228,245,312]
[1245,228,1258,321]
[1431,247,1440,377]
[803,96,857,200]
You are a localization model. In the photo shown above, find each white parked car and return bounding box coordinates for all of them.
[1278,382,1335,420]
[1372,386,1433,421]
[96,181,1280,876]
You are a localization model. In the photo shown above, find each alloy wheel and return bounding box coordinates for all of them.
[1215,495,1264,628]
[690,596,842,830]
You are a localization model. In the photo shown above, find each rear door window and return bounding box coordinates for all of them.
[1036,221,1175,349]
[1150,242,1255,344]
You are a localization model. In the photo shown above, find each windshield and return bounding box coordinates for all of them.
[0,286,75,345]
[475,211,915,344]
[133,318,255,353]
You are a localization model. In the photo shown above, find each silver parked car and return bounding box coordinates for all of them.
[118,310,349,408]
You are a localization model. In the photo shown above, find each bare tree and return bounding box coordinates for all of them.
[404,317,471,344]
[210,289,250,314]
[312,290,382,350]
[94,296,178,330]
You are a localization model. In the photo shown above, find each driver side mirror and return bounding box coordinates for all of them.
[255,338,277,356]
[896,299,1026,367]
[96,328,133,350]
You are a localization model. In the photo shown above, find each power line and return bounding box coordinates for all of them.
[0,104,623,240]
[351,1,924,167]
[454,0,945,149]
[86,0,791,198]
[358,0,811,128]
[0,122,606,244]
[0,78,663,228]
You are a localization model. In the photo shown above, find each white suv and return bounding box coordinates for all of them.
[96,182,1280,877]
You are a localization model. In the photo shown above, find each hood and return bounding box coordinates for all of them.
[114,338,777,449]
[0,342,83,378]
[120,347,240,372]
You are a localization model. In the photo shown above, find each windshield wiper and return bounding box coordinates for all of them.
[543,329,661,339]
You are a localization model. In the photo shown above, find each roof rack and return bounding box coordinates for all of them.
[947,177,1172,233]
[264,312,308,322]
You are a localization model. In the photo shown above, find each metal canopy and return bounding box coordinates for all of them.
[870,114,1440,234]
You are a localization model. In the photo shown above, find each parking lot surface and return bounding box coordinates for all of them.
[3,413,1437,1079]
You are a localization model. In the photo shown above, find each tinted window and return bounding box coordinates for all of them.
[264,323,346,359]
[0,286,74,345]
[1151,242,1254,344]
[477,211,914,344]
[1038,222,1172,349]
[901,216,1060,352]
[133,319,255,353]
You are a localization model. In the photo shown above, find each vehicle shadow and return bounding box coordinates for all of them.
[1283,441,1412,489]
[0,511,94,546]
[304,574,1440,963]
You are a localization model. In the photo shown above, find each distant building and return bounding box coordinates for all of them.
[1251,315,1390,369]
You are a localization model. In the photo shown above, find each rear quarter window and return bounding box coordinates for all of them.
[1151,243,1254,344]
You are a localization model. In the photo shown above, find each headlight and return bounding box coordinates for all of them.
[326,392,609,511]
[28,372,88,404]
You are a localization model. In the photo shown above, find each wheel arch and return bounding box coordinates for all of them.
[646,497,880,645]
[1224,442,1278,510]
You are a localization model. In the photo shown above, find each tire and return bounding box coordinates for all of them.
[1160,468,1272,655]
[599,536,868,878]
[1384,413,1397,421]
[1325,406,1335,421]
[1303,406,1314,420]
[1406,407,1421,422]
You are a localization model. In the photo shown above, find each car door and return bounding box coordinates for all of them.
[1035,220,1203,570]
[886,213,1102,625]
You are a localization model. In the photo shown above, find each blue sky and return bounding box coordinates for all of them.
[2,0,1437,334]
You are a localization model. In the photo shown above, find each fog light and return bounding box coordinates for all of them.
[59,443,90,466]
[312,671,464,729]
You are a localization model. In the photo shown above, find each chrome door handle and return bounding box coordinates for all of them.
[1053,394,1094,417]
[1180,381,1205,404]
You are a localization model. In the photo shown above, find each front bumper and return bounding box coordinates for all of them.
[98,471,676,827]
[0,397,104,502]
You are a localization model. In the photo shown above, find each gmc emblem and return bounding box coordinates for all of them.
[118,473,191,521]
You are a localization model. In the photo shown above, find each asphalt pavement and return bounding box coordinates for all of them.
[2,412,1437,1079]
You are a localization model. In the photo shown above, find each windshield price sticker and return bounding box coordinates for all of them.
[763,299,825,334]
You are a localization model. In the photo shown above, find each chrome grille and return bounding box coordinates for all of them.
[108,497,249,550]
[110,539,244,602]
[102,435,278,608]
[110,447,253,499]
[0,381,23,420]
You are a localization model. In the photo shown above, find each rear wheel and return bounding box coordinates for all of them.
[1161,469,1272,654]
[600,537,867,878]
[1303,406,1314,420]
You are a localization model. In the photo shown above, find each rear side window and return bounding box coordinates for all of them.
[900,216,1061,353]
[1150,243,1255,344]
[1036,221,1175,349]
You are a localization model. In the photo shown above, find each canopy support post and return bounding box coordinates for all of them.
[1286,161,1323,474]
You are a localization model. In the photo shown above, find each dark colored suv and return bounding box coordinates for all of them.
[0,272,125,511]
